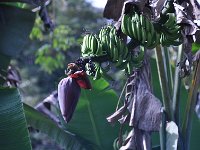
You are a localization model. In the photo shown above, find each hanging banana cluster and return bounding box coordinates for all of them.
[121,12,182,48]
[160,13,182,47]
[99,26,134,67]
[121,12,160,49]
[81,34,104,57]
[80,26,145,80]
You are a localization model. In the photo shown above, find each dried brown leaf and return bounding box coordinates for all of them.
[103,0,126,21]
[120,129,151,150]
[149,0,167,19]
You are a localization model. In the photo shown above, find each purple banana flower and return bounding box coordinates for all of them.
[58,76,81,123]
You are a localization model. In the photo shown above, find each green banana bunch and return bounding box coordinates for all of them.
[81,25,145,80]
[121,12,160,49]
[160,13,182,47]
[99,26,144,74]
[81,34,104,57]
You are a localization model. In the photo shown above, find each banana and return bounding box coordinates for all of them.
[140,14,146,28]
[127,15,133,37]
[145,17,150,32]
[131,17,137,39]
[149,22,155,36]
[109,37,114,58]
[121,14,129,35]
[147,32,160,49]
[123,46,129,59]
[144,32,153,48]
[91,36,96,53]
[168,25,180,34]
[141,27,146,44]
[135,13,140,22]
[95,42,103,55]
[132,21,138,40]
[136,22,142,41]
[163,13,175,28]
[112,46,119,62]
[93,65,101,80]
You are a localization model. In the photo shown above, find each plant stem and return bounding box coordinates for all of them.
[167,48,174,91]
[155,45,173,120]
[76,55,110,65]
[163,47,173,96]
[172,45,183,126]
[182,60,200,150]
[160,108,167,150]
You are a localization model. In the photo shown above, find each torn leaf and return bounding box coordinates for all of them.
[103,0,125,21]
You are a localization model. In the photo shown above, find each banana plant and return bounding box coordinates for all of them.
[73,0,200,150]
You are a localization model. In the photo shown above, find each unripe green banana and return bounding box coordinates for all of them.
[121,14,129,35]
[93,65,101,80]
[163,13,175,28]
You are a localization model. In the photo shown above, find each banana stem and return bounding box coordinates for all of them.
[155,45,173,120]
[75,55,110,67]
[167,48,174,91]
[160,108,167,150]
[172,45,183,126]
[182,60,200,150]
[163,47,173,97]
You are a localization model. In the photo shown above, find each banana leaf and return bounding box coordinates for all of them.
[24,103,93,150]
[0,4,36,57]
[0,87,32,150]
[66,78,120,150]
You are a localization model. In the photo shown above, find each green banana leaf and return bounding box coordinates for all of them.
[24,103,93,150]
[65,78,120,150]
[150,58,200,150]
[0,4,36,57]
[0,87,32,150]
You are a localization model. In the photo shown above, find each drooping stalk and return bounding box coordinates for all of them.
[155,45,173,120]
[182,60,200,150]
[172,44,183,126]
